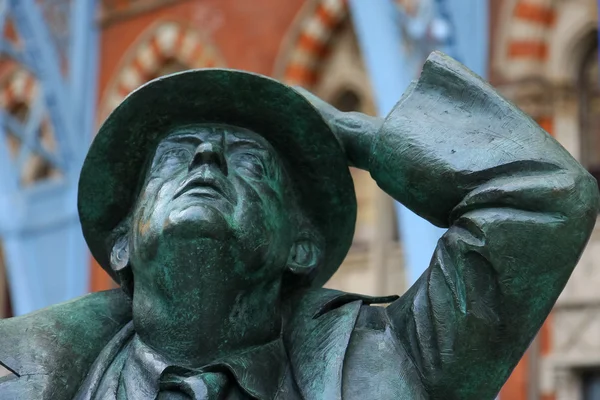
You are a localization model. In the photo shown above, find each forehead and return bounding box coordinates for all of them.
[159,124,274,150]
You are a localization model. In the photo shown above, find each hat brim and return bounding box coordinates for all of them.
[78,69,356,289]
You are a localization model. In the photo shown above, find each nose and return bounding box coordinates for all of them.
[189,142,228,175]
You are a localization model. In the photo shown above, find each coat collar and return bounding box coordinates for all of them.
[283,288,398,400]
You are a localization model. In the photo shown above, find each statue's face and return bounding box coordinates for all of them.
[128,124,298,286]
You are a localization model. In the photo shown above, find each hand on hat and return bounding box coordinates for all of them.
[294,87,383,171]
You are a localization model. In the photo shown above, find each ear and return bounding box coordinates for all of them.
[286,236,321,277]
[110,234,129,272]
[110,233,134,297]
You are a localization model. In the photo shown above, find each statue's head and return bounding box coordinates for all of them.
[119,123,324,295]
[78,69,357,296]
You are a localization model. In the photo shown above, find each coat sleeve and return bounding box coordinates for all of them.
[371,52,600,399]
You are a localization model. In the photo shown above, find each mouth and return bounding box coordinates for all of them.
[173,172,230,202]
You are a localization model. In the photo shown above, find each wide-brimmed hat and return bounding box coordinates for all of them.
[78,69,357,290]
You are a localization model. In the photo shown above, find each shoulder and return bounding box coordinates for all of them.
[0,289,132,400]
[284,287,399,321]
[283,288,398,341]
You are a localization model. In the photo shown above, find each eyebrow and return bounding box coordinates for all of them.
[226,130,273,149]
[162,133,203,145]
[227,139,270,153]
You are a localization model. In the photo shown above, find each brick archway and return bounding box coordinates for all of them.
[273,0,349,87]
[100,20,225,122]
[273,0,435,88]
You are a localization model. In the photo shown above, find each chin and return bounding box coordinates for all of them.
[164,204,232,240]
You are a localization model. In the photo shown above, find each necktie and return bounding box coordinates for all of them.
[158,366,236,399]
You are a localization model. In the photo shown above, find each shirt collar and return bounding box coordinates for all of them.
[206,338,288,399]
[130,335,288,400]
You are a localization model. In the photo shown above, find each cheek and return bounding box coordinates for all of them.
[236,179,283,218]
[248,185,294,247]
[132,179,179,245]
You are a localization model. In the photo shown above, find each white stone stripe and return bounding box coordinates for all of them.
[501,59,546,81]
[10,71,28,99]
[509,20,549,41]
[120,65,143,91]
[302,17,332,42]
[137,44,159,73]
[288,48,320,70]
[321,0,345,17]
[156,23,180,56]
[303,16,330,42]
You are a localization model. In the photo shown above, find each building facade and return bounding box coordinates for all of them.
[1,0,600,398]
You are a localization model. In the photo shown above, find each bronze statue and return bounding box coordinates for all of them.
[0,52,598,399]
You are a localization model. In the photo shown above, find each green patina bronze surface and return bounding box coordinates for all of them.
[0,51,598,399]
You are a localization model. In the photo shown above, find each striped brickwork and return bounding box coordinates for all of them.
[99,21,225,121]
[502,0,558,79]
[277,0,348,87]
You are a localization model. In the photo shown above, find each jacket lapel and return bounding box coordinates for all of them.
[283,289,398,400]
[0,289,132,400]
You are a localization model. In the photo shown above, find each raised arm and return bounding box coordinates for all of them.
[298,51,599,399]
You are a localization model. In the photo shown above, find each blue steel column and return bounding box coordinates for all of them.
[348,0,445,285]
[66,0,99,303]
[349,0,489,285]
[442,0,489,77]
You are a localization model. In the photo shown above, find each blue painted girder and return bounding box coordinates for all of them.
[0,0,98,315]
[349,0,489,286]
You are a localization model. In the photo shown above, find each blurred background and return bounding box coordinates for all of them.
[0,0,599,398]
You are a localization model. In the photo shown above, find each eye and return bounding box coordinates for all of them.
[235,153,265,178]
[152,148,191,170]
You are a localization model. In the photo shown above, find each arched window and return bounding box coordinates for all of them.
[578,34,600,189]
[332,89,362,113]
